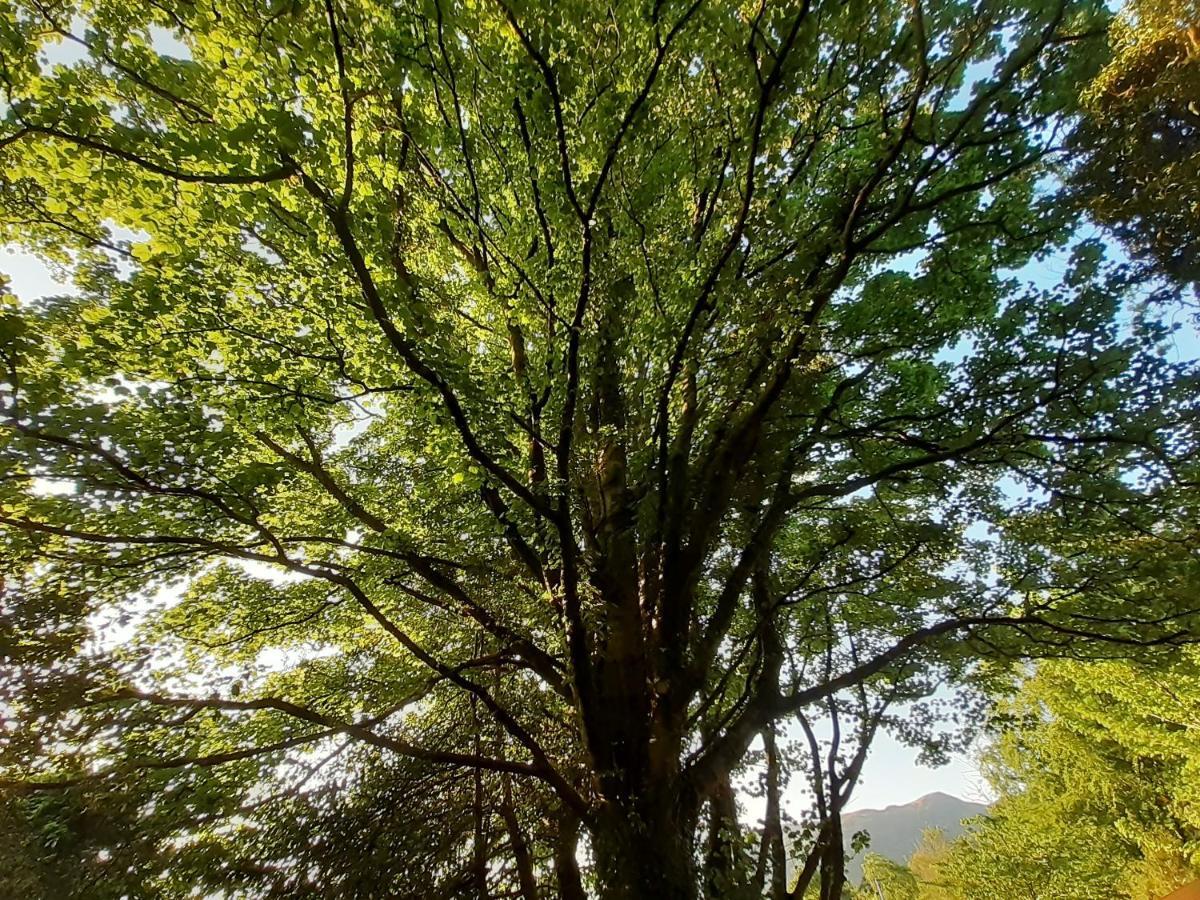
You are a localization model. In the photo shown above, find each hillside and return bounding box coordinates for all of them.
[842,792,988,884]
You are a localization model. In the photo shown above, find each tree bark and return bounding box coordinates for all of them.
[756,723,788,900]
[500,772,539,900]
[554,812,588,900]
[590,787,700,900]
[703,770,747,898]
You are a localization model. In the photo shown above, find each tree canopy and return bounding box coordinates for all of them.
[0,0,1197,898]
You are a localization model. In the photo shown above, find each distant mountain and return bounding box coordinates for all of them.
[840,792,988,884]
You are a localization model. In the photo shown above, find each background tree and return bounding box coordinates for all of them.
[1,0,1198,898]
[1069,0,1200,288]
[917,651,1200,900]
[855,854,920,900]
[861,649,1200,900]
[907,829,955,900]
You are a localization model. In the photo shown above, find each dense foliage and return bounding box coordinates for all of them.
[0,0,1197,898]
[1070,0,1200,287]
[848,651,1200,900]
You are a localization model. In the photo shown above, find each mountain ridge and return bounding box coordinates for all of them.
[841,791,988,884]
[845,789,977,817]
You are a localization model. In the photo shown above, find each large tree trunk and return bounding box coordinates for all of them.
[590,787,700,900]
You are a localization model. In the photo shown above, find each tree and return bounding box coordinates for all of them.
[0,0,1197,897]
[908,829,955,900]
[1070,0,1200,287]
[856,854,919,900]
[918,651,1200,900]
